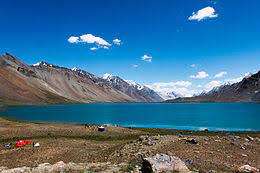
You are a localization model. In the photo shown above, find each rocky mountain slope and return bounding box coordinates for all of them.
[103,74,163,102]
[0,53,162,104]
[166,71,260,103]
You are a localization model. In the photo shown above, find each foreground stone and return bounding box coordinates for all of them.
[237,165,259,173]
[142,153,190,173]
[0,161,135,173]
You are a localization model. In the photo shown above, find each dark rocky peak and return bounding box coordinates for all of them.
[238,71,259,90]
[0,53,28,68]
[0,53,36,78]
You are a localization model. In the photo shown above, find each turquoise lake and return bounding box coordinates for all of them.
[1,103,259,131]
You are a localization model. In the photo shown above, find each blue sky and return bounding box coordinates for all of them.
[0,0,260,97]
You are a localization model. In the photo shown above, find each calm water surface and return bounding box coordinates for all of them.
[1,103,259,131]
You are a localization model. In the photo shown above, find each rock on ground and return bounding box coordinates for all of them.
[0,161,135,173]
[141,153,190,173]
[237,165,259,173]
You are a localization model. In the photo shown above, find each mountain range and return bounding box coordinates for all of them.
[1,53,259,105]
[0,53,163,104]
[165,71,260,103]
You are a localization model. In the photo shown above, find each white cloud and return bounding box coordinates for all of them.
[188,7,218,21]
[68,36,79,43]
[204,80,222,92]
[132,64,139,68]
[68,33,111,49]
[80,34,111,47]
[190,71,209,79]
[141,54,152,62]
[172,81,192,87]
[190,64,196,68]
[113,38,122,46]
[146,81,196,99]
[214,71,227,78]
[90,47,98,51]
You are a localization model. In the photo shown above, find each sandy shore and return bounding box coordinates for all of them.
[0,117,259,172]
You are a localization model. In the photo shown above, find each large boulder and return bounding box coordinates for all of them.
[141,153,190,173]
[237,165,259,173]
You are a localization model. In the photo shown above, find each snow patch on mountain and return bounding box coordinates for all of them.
[71,67,79,71]
[32,61,53,67]
[125,80,144,90]
[32,62,41,66]
[102,73,145,91]
[224,72,252,85]
[71,67,86,75]
[103,73,113,80]
[71,67,98,80]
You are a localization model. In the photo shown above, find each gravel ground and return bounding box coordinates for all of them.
[0,117,259,172]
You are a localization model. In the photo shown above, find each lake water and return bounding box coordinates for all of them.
[1,103,259,131]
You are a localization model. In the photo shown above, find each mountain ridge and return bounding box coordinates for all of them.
[165,71,260,103]
[0,53,162,104]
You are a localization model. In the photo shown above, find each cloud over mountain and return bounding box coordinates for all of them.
[146,81,196,99]
[214,71,227,78]
[190,71,209,79]
[204,80,222,91]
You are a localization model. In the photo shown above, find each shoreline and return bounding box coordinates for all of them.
[1,115,260,134]
[2,101,260,105]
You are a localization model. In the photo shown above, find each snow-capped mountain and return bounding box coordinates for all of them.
[71,67,98,79]
[32,61,54,67]
[166,71,260,102]
[102,73,163,102]
[156,91,181,100]
[103,73,113,80]
[71,67,79,71]
[125,80,144,90]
